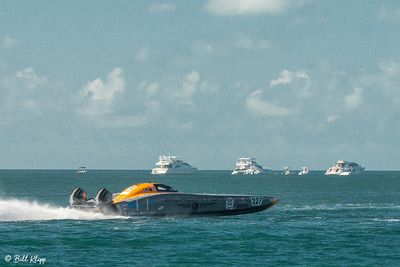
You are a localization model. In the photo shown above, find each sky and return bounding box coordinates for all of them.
[0,0,399,170]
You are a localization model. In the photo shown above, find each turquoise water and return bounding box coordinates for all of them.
[0,170,399,266]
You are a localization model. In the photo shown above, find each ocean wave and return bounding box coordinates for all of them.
[372,218,400,222]
[0,198,124,222]
[279,203,400,211]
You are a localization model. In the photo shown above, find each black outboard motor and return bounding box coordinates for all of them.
[95,188,113,206]
[69,187,115,213]
[69,187,88,206]
[95,188,117,213]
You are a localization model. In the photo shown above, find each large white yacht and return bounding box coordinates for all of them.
[325,160,365,176]
[231,158,268,175]
[151,155,197,175]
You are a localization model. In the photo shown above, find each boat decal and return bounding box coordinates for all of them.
[250,197,263,206]
[226,198,234,210]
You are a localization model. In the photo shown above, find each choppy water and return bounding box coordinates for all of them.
[0,170,399,266]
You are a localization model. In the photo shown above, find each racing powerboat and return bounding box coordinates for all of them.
[69,183,278,216]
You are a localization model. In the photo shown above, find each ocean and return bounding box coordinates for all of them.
[0,170,399,266]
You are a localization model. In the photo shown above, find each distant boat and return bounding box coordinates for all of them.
[151,155,197,175]
[77,167,87,174]
[282,166,295,175]
[231,158,268,175]
[298,167,309,176]
[325,160,364,176]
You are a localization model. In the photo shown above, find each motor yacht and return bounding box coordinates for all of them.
[151,155,197,175]
[325,160,365,175]
[231,158,268,175]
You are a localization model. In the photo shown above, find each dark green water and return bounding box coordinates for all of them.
[0,170,399,266]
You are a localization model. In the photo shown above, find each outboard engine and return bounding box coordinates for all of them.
[95,188,113,206]
[69,187,88,206]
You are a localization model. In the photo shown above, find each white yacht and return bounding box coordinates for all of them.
[231,158,268,175]
[325,160,365,176]
[282,166,295,175]
[77,167,87,174]
[298,167,309,176]
[151,155,197,175]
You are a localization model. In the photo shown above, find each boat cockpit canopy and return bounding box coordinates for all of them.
[154,183,178,192]
[112,183,178,203]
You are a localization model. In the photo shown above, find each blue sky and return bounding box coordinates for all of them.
[0,0,399,170]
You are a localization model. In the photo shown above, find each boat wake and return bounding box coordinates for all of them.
[280,203,400,211]
[0,198,123,222]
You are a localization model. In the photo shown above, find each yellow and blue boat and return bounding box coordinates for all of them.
[69,183,278,216]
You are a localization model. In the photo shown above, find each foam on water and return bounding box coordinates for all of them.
[0,198,123,222]
[280,203,400,211]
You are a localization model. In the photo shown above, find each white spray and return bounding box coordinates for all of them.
[0,198,123,222]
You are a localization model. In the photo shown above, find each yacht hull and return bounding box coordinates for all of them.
[151,168,197,175]
[325,170,363,175]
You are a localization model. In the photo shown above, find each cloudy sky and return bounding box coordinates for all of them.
[0,0,399,170]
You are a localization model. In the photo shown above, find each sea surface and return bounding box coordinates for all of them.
[0,170,399,266]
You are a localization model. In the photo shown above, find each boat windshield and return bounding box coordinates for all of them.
[155,184,178,192]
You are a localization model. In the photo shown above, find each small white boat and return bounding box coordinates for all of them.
[298,167,309,176]
[231,158,268,175]
[282,166,295,175]
[77,167,87,174]
[151,155,197,175]
[325,160,364,176]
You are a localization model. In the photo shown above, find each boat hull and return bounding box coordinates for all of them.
[339,171,363,176]
[113,193,278,216]
[151,168,197,175]
[231,170,267,175]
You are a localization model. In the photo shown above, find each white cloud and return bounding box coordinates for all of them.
[199,80,219,95]
[80,68,125,115]
[94,115,148,128]
[191,41,214,54]
[13,67,47,90]
[205,0,305,16]
[78,70,206,128]
[344,87,363,109]
[140,81,159,96]
[245,89,290,117]
[378,61,400,76]
[175,71,200,104]
[234,33,271,50]
[326,114,340,123]
[2,35,16,48]
[135,47,149,63]
[378,6,400,23]
[0,68,49,113]
[149,3,175,13]
[270,69,310,86]
[139,81,161,112]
